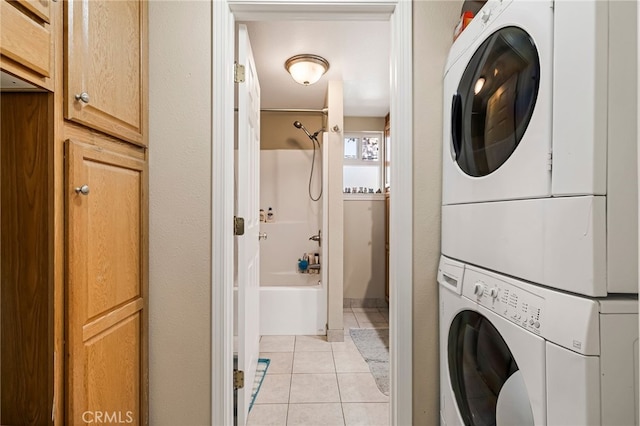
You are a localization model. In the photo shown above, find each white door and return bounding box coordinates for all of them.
[236,23,261,426]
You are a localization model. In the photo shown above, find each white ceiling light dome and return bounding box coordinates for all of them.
[284,54,330,86]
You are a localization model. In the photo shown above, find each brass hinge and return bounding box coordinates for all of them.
[233,369,245,389]
[234,216,245,236]
[234,63,245,83]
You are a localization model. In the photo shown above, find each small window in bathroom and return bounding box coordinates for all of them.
[343,131,385,193]
[361,137,379,161]
[344,137,359,159]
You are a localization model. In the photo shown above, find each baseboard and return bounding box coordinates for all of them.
[343,298,388,308]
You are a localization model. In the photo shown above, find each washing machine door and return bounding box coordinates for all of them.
[448,310,535,426]
[442,1,553,205]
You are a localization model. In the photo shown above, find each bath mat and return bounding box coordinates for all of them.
[350,328,389,396]
[249,358,270,411]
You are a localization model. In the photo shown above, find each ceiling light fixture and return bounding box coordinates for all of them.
[284,54,330,86]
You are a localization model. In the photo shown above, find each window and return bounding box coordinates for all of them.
[343,131,384,193]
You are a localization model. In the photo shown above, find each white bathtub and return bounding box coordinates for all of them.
[260,278,326,336]
[233,272,327,336]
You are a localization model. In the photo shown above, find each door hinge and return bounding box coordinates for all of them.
[547,150,553,171]
[234,369,245,389]
[234,216,245,236]
[234,63,245,83]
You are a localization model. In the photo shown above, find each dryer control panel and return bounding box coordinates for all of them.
[463,267,546,335]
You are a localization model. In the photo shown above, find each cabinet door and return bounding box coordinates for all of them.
[1,0,53,89]
[65,0,147,146]
[66,140,147,425]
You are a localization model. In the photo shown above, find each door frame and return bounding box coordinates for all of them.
[212,1,413,425]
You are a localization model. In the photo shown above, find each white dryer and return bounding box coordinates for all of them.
[438,256,639,426]
[441,0,638,296]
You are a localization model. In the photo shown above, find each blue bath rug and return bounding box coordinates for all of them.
[249,358,270,411]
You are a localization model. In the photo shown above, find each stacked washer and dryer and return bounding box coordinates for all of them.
[438,0,639,425]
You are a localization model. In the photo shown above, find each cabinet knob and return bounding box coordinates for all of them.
[259,232,268,241]
[75,185,90,195]
[75,92,90,104]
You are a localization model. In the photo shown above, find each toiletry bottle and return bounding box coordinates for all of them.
[267,207,274,223]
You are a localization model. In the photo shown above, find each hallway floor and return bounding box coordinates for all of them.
[247,307,390,426]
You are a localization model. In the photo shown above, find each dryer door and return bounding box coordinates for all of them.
[448,310,539,426]
[442,1,553,205]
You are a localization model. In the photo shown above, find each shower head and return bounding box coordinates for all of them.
[293,121,313,139]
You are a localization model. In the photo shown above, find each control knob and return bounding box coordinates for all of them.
[489,287,499,299]
[473,282,484,297]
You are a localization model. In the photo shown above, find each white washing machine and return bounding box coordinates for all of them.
[438,256,639,426]
[441,0,638,296]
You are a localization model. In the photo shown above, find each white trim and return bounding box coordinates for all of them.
[389,1,412,424]
[343,194,386,201]
[212,2,235,426]
[229,0,396,21]
[213,2,413,425]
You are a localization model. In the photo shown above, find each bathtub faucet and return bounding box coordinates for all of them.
[309,230,321,246]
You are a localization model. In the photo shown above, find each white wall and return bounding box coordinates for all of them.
[412,0,462,423]
[148,1,211,424]
[326,81,345,341]
[260,150,322,280]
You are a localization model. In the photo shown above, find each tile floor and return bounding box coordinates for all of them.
[247,307,390,426]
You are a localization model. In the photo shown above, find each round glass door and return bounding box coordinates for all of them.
[448,310,532,426]
[451,27,540,177]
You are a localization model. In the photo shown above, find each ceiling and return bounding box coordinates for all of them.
[241,20,390,117]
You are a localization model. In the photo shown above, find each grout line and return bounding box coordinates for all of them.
[331,341,347,426]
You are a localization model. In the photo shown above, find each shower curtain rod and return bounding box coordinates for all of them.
[261,108,328,114]
[234,107,328,114]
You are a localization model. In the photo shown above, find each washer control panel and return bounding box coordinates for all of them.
[464,269,545,335]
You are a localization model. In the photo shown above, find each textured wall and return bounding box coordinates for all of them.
[412,0,461,423]
[343,199,387,299]
[344,116,386,132]
[148,1,212,424]
[261,112,324,150]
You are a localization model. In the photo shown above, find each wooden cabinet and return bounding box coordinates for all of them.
[0,0,54,90]
[65,0,147,146]
[1,92,54,425]
[66,140,147,424]
[2,0,148,422]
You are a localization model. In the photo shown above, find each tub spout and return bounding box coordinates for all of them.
[309,230,321,246]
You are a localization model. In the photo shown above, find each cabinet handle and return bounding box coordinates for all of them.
[75,185,90,195]
[75,92,90,104]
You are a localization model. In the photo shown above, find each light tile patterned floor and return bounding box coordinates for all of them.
[247,307,389,426]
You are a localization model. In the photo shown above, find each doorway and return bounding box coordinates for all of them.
[212,2,414,425]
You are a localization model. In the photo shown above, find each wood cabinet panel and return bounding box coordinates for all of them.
[12,0,51,23]
[1,92,53,425]
[1,0,52,79]
[84,313,140,425]
[65,0,146,145]
[66,140,146,425]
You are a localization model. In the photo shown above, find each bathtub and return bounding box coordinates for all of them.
[233,272,327,336]
[259,270,326,335]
